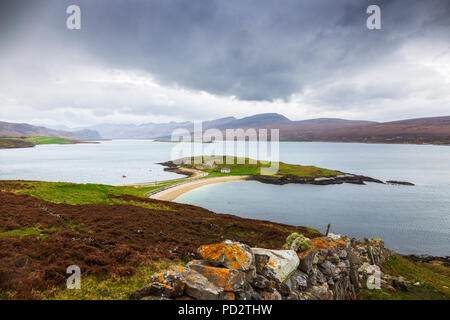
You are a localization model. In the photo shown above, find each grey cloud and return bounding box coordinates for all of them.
[0,0,449,124]
[5,0,449,101]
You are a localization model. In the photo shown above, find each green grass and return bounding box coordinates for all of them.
[360,255,450,300]
[40,260,184,300]
[0,226,61,240]
[178,156,341,178]
[0,138,34,149]
[3,180,179,211]
[3,136,77,145]
[24,136,75,144]
[0,227,41,238]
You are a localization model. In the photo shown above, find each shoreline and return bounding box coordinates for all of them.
[147,159,414,201]
[148,175,252,201]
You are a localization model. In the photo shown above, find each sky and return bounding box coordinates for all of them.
[0,0,449,127]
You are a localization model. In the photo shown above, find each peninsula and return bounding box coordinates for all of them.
[148,156,397,201]
[0,136,96,149]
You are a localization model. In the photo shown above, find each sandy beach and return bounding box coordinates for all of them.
[149,175,252,201]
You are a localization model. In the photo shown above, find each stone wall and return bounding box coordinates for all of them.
[130,234,400,300]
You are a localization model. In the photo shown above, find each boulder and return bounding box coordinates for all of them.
[308,283,333,300]
[251,274,270,290]
[318,260,339,280]
[284,270,308,291]
[188,262,246,292]
[312,266,327,284]
[338,249,347,259]
[151,265,224,300]
[254,252,270,274]
[327,253,340,264]
[260,289,282,300]
[297,248,318,274]
[251,248,299,283]
[198,240,254,271]
[235,283,262,300]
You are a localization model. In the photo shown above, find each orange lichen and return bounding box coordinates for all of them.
[147,281,173,289]
[199,243,250,270]
[203,266,233,291]
[224,292,235,300]
[310,238,329,250]
[335,240,346,247]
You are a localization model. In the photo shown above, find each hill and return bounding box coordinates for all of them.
[76,114,450,145]
[0,121,101,140]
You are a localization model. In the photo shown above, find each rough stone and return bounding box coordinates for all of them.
[319,260,339,279]
[327,253,340,264]
[251,274,270,289]
[188,263,246,292]
[260,289,282,300]
[151,265,224,300]
[297,248,318,274]
[308,283,333,300]
[288,270,308,290]
[254,252,270,274]
[198,240,254,271]
[130,282,174,300]
[251,248,299,283]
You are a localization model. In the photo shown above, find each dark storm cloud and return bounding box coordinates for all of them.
[4,0,448,101]
[0,0,449,125]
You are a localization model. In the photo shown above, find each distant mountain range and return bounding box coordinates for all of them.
[1,113,449,145]
[0,121,101,140]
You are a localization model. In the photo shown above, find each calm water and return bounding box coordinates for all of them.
[1,140,449,256]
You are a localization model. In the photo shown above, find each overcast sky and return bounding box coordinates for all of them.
[0,0,449,127]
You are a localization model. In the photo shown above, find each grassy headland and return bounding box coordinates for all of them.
[172,156,342,178]
[0,136,79,149]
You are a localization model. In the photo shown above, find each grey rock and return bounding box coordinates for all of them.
[130,282,174,300]
[338,249,347,259]
[251,248,299,283]
[297,249,318,274]
[188,263,246,292]
[251,274,270,290]
[319,260,338,279]
[327,253,340,264]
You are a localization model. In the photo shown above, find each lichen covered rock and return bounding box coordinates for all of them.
[150,265,224,300]
[251,248,299,283]
[198,240,254,271]
[131,234,392,301]
[187,261,246,292]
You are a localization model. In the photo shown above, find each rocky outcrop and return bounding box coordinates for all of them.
[252,174,385,185]
[131,235,401,300]
[386,180,415,186]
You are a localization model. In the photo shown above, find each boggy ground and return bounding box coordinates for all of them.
[0,181,321,299]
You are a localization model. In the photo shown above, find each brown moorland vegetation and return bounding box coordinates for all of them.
[0,181,320,299]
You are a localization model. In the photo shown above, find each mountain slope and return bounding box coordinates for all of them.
[0,121,101,140]
[14,113,449,145]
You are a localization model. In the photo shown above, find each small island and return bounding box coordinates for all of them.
[149,156,395,201]
[161,155,384,184]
